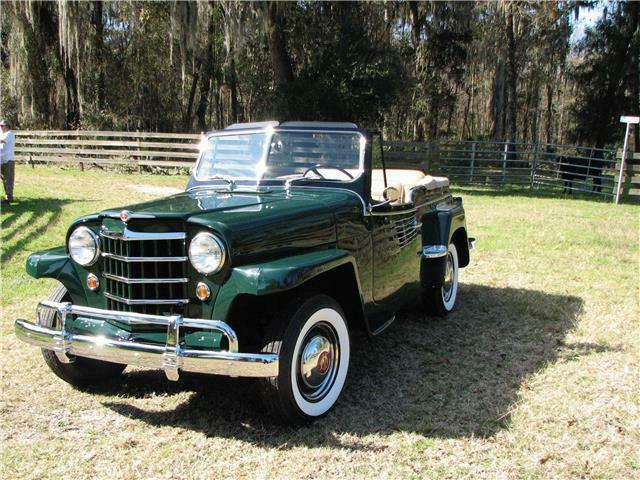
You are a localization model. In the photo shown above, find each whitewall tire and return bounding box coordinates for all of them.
[259,294,350,424]
[423,243,459,316]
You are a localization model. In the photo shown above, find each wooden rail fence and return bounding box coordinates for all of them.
[15,130,200,170]
[14,131,638,201]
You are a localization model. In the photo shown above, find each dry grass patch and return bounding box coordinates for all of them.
[1,166,638,479]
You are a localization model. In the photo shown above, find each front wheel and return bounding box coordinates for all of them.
[259,294,350,425]
[423,243,459,316]
[39,284,126,387]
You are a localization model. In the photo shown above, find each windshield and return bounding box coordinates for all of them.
[195,130,363,182]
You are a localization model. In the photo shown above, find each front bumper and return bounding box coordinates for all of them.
[15,300,279,380]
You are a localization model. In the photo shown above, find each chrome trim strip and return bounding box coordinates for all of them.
[104,212,155,220]
[101,252,187,262]
[100,229,186,241]
[15,302,278,378]
[421,245,448,259]
[103,273,188,284]
[104,292,189,305]
[39,300,169,325]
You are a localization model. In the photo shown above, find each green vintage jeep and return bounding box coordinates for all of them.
[15,121,473,424]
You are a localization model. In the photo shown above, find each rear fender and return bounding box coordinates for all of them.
[420,199,467,288]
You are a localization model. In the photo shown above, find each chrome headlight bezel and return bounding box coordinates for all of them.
[68,226,100,266]
[188,232,226,275]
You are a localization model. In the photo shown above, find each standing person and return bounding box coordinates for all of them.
[0,119,16,204]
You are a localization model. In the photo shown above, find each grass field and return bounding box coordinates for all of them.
[1,165,638,479]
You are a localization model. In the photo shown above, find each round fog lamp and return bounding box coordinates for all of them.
[87,273,100,291]
[196,282,211,301]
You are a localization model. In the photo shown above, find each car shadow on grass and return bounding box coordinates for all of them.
[101,283,602,449]
[1,197,72,264]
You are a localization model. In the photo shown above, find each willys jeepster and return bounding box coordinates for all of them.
[15,121,473,424]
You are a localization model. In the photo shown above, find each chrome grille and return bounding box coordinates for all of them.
[100,228,189,315]
[394,214,420,248]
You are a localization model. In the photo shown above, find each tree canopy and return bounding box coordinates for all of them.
[0,1,637,148]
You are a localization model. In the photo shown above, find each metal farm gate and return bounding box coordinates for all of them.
[383,140,637,202]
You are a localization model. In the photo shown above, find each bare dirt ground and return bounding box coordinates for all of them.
[1,166,638,479]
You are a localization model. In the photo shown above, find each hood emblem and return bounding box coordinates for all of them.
[119,210,132,222]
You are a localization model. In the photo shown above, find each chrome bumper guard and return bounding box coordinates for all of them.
[14,301,279,380]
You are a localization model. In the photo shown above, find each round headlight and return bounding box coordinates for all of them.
[68,226,100,266]
[189,232,226,274]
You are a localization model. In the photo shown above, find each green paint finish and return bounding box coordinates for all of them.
[66,316,222,348]
[183,330,223,350]
[212,249,357,322]
[67,316,132,339]
[25,247,88,306]
[25,247,69,279]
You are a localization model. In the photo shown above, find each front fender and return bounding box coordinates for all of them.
[26,247,86,304]
[26,246,69,279]
[212,249,360,321]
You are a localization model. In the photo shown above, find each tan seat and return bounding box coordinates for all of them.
[371,169,449,204]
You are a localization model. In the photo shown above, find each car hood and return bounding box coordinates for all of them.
[96,187,363,264]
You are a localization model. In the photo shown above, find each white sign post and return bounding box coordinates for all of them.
[615,116,640,204]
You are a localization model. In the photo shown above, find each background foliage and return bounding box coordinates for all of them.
[0,0,638,149]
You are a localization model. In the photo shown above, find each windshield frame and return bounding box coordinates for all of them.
[191,127,367,185]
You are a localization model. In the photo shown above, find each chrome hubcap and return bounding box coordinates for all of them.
[297,322,339,402]
[442,251,454,302]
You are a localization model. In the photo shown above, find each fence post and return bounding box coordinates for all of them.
[470,142,476,183]
[615,122,632,204]
[530,144,538,189]
[137,134,143,174]
[502,142,508,183]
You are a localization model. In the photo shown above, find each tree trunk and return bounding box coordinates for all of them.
[545,81,553,144]
[408,1,422,46]
[183,61,201,130]
[491,56,507,141]
[90,1,105,111]
[264,2,294,91]
[14,4,55,126]
[62,57,81,128]
[196,3,217,132]
[505,7,518,157]
[230,57,239,123]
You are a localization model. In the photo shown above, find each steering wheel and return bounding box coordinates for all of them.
[302,165,354,180]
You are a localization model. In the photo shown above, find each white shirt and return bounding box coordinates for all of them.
[1,130,15,163]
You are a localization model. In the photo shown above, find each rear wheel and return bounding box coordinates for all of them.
[259,294,350,425]
[423,243,459,316]
[39,284,126,387]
